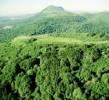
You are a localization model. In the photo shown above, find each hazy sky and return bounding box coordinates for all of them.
[0,0,109,16]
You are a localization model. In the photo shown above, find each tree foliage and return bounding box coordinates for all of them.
[0,41,109,99]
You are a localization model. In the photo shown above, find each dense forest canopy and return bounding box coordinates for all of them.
[1,41,109,99]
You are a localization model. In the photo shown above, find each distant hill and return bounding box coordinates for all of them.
[39,5,73,17]
[0,5,109,42]
[41,6,65,14]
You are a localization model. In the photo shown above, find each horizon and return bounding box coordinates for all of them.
[0,0,109,16]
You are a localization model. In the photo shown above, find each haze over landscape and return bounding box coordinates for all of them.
[0,0,109,16]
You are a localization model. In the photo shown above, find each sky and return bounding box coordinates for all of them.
[0,0,109,16]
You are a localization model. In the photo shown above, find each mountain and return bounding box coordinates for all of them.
[39,5,73,17]
[42,5,65,13]
[0,5,109,42]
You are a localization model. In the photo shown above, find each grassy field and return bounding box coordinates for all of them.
[12,34,109,46]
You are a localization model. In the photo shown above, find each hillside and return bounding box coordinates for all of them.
[0,6,109,42]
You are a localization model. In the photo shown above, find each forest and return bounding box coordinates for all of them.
[1,41,109,100]
[0,6,109,100]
